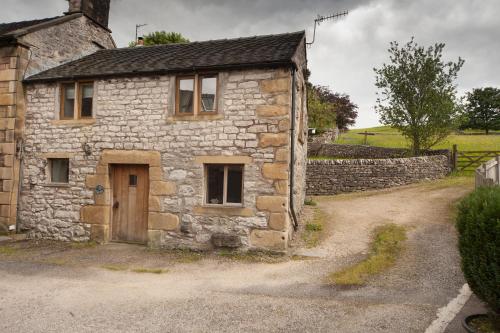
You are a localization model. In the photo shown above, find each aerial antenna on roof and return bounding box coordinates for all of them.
[306,10,348,47]
[135,23,148,43]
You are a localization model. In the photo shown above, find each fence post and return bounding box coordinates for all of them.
[496,155,500,185]
[452,144,458,171]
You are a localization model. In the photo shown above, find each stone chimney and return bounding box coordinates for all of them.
[66,0,111,29]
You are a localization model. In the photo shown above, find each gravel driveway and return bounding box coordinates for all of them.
[0,179,473,333]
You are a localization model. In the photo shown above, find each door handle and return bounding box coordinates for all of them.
[113,201,119,209]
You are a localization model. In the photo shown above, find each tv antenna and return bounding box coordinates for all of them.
[135,23,148,43]
[306,10,348,47]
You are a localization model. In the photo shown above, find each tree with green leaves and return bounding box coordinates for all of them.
[461,87,500,134]
[374,38,464,155]
[129,31,189,47]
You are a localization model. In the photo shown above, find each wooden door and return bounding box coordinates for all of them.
[111,164,149,244]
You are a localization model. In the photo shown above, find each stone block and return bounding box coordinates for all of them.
[80,205,110,225]
[0,118,15,130]
[250,229,287,251]
[0,204,10,217]
[0,93,15,106]
[268,213,288,231]
[0,143,15,154]
[259,133,288,148]
[262,163,288,180]
[256,196,287,213]
[211,233,242,248]
[274,180,288,195]
[3,155,14,167]
[2,180,13,192]
[0,69,16,81]
[100,150,161,167]
[275,148,289,162]
[90,224,109,243]
[150,181,176,196]
[278,119,290,132]
[0,167,13,180]
[149,196,161,212]
[274,94,290,105]
[0,192,10,205]
[256,105,288,117]
[85,174,110,189]
[149,166,163,181]
[261,78,290,93]
[148,212,179,231]
[148,230,162,248]
[93,191,110,206]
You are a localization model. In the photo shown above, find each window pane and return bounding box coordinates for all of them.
[226,165,243,204]
[206,165,224,204]
[80,84,93,118]
[178,78,194,113]
[200,77,217,112]
[50,159,69,183]
[63,84,75,118]
[129,175,137,186]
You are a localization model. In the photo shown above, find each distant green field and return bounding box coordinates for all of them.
[336,126,500,151]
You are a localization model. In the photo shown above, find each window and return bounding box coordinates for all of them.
[129,175,138,186]
[176,75,218,116]
[205,164,243,205]
[60,82,94,120]
[49,158,69,184]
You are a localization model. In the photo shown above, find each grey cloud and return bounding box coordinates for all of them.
[1,0,499,128]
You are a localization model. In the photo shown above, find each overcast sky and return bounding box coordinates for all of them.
[3,0,500,128]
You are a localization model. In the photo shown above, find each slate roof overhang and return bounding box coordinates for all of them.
[24,31,306,83]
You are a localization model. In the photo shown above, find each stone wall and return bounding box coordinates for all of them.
[21,15,115,77]
[308,143,451,160]
[20,67,304,251]
[306,156,450,195]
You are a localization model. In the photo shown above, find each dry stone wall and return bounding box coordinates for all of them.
[308,143,451,161]
[306,156,450,195]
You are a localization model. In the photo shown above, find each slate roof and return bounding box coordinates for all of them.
[25,31,306,82]
[0,16,61,36]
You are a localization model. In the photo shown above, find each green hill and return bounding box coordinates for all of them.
[336,126,500,151]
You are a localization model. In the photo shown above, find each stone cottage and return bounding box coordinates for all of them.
[1,1,308,252]
[0,0,115,235]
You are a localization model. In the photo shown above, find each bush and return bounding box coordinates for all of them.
[456,186,500,325]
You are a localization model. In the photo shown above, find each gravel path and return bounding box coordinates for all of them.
[0,180,473,333]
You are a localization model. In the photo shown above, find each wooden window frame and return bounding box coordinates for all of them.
[198,75,218,114]
[204,164,244,207]
[48,158,70,184]
[175,75,196,116]
[175,74,219,117]
[59,81,94,120]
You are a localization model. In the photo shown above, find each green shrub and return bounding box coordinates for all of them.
[456,186,500,325]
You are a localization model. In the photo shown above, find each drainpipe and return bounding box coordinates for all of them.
[289,67,298,231]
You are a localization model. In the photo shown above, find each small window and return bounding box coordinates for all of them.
[177,77,195,114]
[129,175,137,186]
[60,82,94,120]
[175,74,218,117]
[199,76,217,113]
[80,83,94,118]
[49,158,69,183]
[205,164,243,205]
[61,83,75,119]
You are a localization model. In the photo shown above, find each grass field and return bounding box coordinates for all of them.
[336,126,500,151]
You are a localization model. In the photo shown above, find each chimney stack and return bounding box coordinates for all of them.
[66,0,111,29]
[137,37,145,47]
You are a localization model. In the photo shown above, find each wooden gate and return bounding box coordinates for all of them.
[452,145,500,172]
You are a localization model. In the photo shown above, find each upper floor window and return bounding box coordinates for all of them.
[60,82,94,120]
[176,75,218,116]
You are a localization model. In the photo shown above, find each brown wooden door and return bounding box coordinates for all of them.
[111,164,149,244]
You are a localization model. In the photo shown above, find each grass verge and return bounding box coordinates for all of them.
[216,249,286,263]
[101,264,128,271]
[327,224,407,285]
[302,207,327,248]
[0,246,17,255]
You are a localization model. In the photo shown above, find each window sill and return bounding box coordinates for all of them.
[167,114,223,123]
[193,205,254,217]
[44,183,70,188]
[51,119,96,127]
